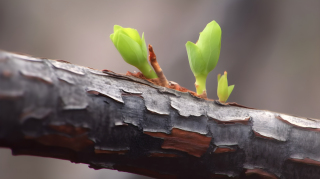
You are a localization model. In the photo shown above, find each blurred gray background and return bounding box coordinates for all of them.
[0,0,320,179]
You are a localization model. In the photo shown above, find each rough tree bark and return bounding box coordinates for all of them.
[1,51,320,179]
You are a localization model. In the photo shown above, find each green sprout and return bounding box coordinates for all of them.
[186,20,221,95]
[110,25,158,79]
[217,71,234,103]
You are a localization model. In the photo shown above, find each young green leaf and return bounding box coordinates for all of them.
[110,25,158,79]
[186,20,222,95]
[217,71,234,103]
[186,41,205,76]
[227,85,235,100]
[196,21,221,74]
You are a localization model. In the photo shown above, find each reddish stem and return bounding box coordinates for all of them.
[148,44,169,87]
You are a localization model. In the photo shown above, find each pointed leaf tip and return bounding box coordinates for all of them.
[114,25,122,32]
[122,28,141,45]
[110,34,114,41]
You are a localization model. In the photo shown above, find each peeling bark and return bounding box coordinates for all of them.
[1,51,320,179]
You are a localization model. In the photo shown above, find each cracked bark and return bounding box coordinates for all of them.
[1,51,320,179]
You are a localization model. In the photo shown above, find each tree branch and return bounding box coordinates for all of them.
[1,50,320,179]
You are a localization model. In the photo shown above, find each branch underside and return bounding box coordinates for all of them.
[1,51,320,178]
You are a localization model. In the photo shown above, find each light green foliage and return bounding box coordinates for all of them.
[217,71,234,103]
[186,21,222,95]
[110,25,158,79]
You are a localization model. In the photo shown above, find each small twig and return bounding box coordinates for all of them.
[148,44,169,87]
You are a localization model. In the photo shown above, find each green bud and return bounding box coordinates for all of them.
[110,25,157,79]
[217,71,234,103]
[186,20,222,95]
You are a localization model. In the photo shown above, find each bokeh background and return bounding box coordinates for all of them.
[0,0,320,179]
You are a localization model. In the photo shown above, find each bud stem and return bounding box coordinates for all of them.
[195,74,207,97]
[137,63,158,79]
